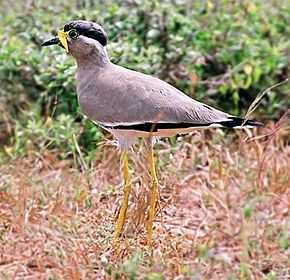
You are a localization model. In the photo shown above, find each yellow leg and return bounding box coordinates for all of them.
[146,144,158,245]
[114,151,131,244]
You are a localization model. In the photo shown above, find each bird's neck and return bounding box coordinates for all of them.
[75,47,112,101]
[75,47,110,71]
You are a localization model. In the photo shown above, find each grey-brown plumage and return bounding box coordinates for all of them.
[77,63,229,126]
[41,20,262,243]
[42,20,262,148]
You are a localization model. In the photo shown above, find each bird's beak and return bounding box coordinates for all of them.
[41,30,69,53]
[41,37,60,47]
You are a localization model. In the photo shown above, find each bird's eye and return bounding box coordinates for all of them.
[68,29,79,39]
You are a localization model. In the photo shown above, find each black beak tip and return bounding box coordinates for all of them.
[41,37,59,47]
[41,41,49,47]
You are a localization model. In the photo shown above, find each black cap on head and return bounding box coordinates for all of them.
[64,20,108,46]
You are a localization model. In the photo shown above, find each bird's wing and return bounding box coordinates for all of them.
[78,64,259,132]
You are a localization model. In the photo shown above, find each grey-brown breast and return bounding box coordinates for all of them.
[76,63,230,128]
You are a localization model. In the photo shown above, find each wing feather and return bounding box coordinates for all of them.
[77,64,261,131]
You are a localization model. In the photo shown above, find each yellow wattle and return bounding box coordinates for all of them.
[57,30,69,53]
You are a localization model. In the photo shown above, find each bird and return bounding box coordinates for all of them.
[41,20,262,245]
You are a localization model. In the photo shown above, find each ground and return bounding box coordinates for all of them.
[0,124,289,279]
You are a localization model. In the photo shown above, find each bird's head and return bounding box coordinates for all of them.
[41,20,108,60]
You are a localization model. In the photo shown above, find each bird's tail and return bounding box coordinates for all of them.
[218,117,263,128]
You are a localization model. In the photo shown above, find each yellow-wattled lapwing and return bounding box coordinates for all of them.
[42,20,262,245]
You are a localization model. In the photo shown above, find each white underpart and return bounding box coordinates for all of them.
[104,123,226,150]
[106,128,139,150]
[93,117,255,150]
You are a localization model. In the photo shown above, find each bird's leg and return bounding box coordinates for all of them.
[146,141,158,245]
[114,150,131,243]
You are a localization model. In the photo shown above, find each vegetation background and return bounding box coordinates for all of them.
[0,0,289,279]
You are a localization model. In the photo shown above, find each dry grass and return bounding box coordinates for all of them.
[0,122,289,279]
